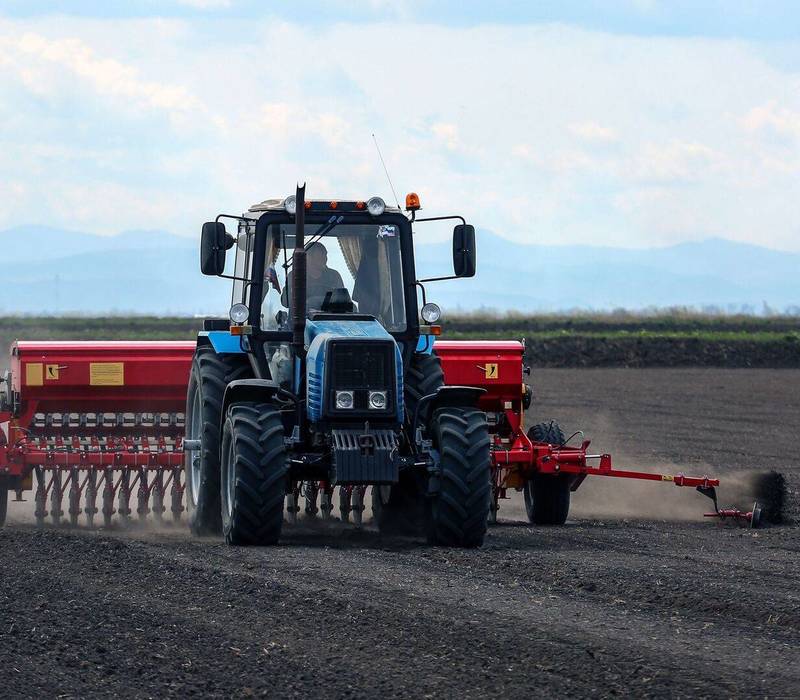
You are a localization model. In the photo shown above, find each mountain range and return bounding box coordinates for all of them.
[1,225,797,315]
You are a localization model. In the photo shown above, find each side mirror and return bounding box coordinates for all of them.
[200,222,234,276]
[452,224,476,278]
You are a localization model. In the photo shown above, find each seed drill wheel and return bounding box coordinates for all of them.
[426,407,491,548]
[524,421,572,526]
[750,502,762,529]
[220,403,288,546]
[0,477,8,527]
[184,347,252,537]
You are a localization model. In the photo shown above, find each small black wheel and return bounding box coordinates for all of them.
[185,347,252,536]
[0,478,8,527]
[427,407,491,547]
[221,403,287,546]
[524,421,571,525]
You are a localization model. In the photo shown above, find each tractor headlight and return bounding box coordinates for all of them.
[421,302,441,324]
[368,391,387,410]
[283,195,297,215]
[229,303,249,324]
[335,390,354,409]
[367,196,385,217]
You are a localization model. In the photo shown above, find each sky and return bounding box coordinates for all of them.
[1,1,799,251]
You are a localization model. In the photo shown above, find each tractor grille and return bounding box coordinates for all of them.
[331,342,393,389]
[328,341,395,416]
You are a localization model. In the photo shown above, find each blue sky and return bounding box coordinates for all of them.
[1,1,799,250]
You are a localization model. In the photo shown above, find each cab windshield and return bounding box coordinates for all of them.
[259,222,407,332]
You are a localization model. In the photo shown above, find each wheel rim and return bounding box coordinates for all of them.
[188,386,202,504]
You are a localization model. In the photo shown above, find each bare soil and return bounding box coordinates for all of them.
[1,369,798,699]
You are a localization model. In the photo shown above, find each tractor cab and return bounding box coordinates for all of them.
[187,186,489,547]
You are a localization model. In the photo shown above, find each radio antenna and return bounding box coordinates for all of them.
[372,133,401,211]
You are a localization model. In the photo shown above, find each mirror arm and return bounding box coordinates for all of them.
[416,274,461,284]
[413,281,428,307]
[215,213,259,225]
[412,214,467,226]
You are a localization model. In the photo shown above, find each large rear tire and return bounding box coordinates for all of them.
[184,347,251,536]
[405,352,444,421]
[427,408,491,547]
[524,421,571,525]
[221,403,287,546]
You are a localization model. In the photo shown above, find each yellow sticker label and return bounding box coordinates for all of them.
[484,363,499,380]
[661,475,674,482]
[90,362,124,386]
[26,363,43,386]
[45,364,60,380]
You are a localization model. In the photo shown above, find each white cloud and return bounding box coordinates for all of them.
[568,121,618,143]
[430,122,460,151]
[0,31,203,125]
[628,140,719,183]
[0,17,799,252]
[256,102,350,147]
[740,101,800,140]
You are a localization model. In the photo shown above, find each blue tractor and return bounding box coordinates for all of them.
[184,185,490,546]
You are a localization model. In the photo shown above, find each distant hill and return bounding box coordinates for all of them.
[0,226,797,315]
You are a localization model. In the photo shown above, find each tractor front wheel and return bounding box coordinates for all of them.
[427,408,491,547]
[524,421,571,525]
[220,403,287,546]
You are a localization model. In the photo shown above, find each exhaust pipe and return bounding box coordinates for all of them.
[292,183,307,358]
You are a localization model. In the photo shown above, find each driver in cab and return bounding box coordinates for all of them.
[281,242,345,310]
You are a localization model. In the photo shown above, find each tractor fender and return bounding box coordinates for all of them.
[221,379,281,427]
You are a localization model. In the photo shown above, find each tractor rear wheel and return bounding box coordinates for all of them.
[524,421,571,525]
[0,478,8,526]
[405,352,444,422]
[220,403,287,546]
[185,347,252,536]
[427,408,491,547]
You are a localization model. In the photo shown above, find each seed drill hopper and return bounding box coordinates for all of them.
[0,341,192,526]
